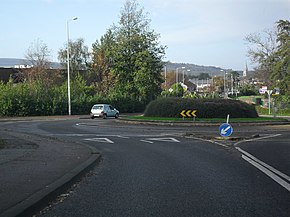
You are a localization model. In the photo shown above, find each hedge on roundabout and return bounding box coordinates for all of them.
[144,97,258,118]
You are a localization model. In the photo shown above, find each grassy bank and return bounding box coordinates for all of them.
[125,115,287,122]
[256,106,290,116]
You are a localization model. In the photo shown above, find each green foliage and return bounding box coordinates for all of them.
[239,84,259,96]
[106,91,146,113]
[91,0,165,105]
[144,97,258,118]
[58,38,91,75]
[0,74,146,117]
[0,79,54,116]
[183,91,220,99]
[256,105,290,116]
[198,73,211,80]
[91,29,116,94]
[161,83,184,97]
[271,20,290,96]
[0,0,165,117]
[245,19,290,105]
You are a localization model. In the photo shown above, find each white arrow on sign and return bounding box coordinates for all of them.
[221,126,231,135]
[84,138,114,144]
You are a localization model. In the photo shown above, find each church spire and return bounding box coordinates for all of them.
[243,62,248,77]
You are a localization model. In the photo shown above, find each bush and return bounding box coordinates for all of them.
[144,97,258,118]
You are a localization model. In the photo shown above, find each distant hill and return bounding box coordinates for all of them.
[0,58,242,76]
[164,62,242,77]
[0,58,61,69]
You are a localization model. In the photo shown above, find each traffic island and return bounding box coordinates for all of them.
[184,132,264,147]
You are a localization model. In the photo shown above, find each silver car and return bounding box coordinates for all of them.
[90,104,119,119]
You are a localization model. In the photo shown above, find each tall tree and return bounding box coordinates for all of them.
[24,39,53,83]
[91,29,116,94]
[271,20,290,97]
[58,38,90,76]
[245,29,277,85]
[245,19,290,105]
[99,0,166,103]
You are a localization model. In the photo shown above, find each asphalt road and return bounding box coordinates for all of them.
[2,119,290,217]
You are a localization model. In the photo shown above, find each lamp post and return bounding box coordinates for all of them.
[176,66,185,96]
[164,65,167,89]
[221,69,228,99]
[66,16,78,116]
[266,90,273,115]
[175,67,179,96]
[183,69,190,84]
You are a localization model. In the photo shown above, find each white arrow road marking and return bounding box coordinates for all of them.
[145,137,180,143]
[84,138,114,144]
[221,126,231,135]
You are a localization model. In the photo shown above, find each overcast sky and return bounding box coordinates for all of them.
[1,0,289,70]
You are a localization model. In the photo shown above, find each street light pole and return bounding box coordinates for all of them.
[175,66,185,96]
[185,69,190,84]
[164,65,167,89]
[266,90,273,115]
[222,70,228,99]
[182,69,185,84]
[175,68,179,96]
[66,17,78,116]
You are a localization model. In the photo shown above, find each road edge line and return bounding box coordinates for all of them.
[234,134,282,146]
[241,154,290,192]
[236,147,290,182]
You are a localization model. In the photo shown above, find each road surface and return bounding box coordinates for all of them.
[1,118,289,217]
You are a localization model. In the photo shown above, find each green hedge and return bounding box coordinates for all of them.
[144,97,258,118]
[0,78,145,117]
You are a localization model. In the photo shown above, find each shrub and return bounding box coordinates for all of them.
[0,78,147,117]
[144,97,258,118]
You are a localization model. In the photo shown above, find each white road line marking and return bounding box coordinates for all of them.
[146,137,180,143]
[235,133,290,191]
[84,138,114,144]
[140,140,154,144]
[62,134,129,138]
[234,134,282,146]
[236,147,290,182]
[186,136,228,148]
[241,154,290,192]
[117,135,130,139]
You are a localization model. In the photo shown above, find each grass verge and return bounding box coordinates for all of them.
[125,116,287,123]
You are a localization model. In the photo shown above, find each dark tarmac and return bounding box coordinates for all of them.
[0,122,100,217]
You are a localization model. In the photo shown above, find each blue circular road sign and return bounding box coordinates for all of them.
[219,123,233,137]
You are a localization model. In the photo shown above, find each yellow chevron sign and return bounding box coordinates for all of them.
[180,110,197,117]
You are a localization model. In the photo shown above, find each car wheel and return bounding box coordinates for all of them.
[103,114,107,119]
[115,113,119,119]
[91,116,95,119]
